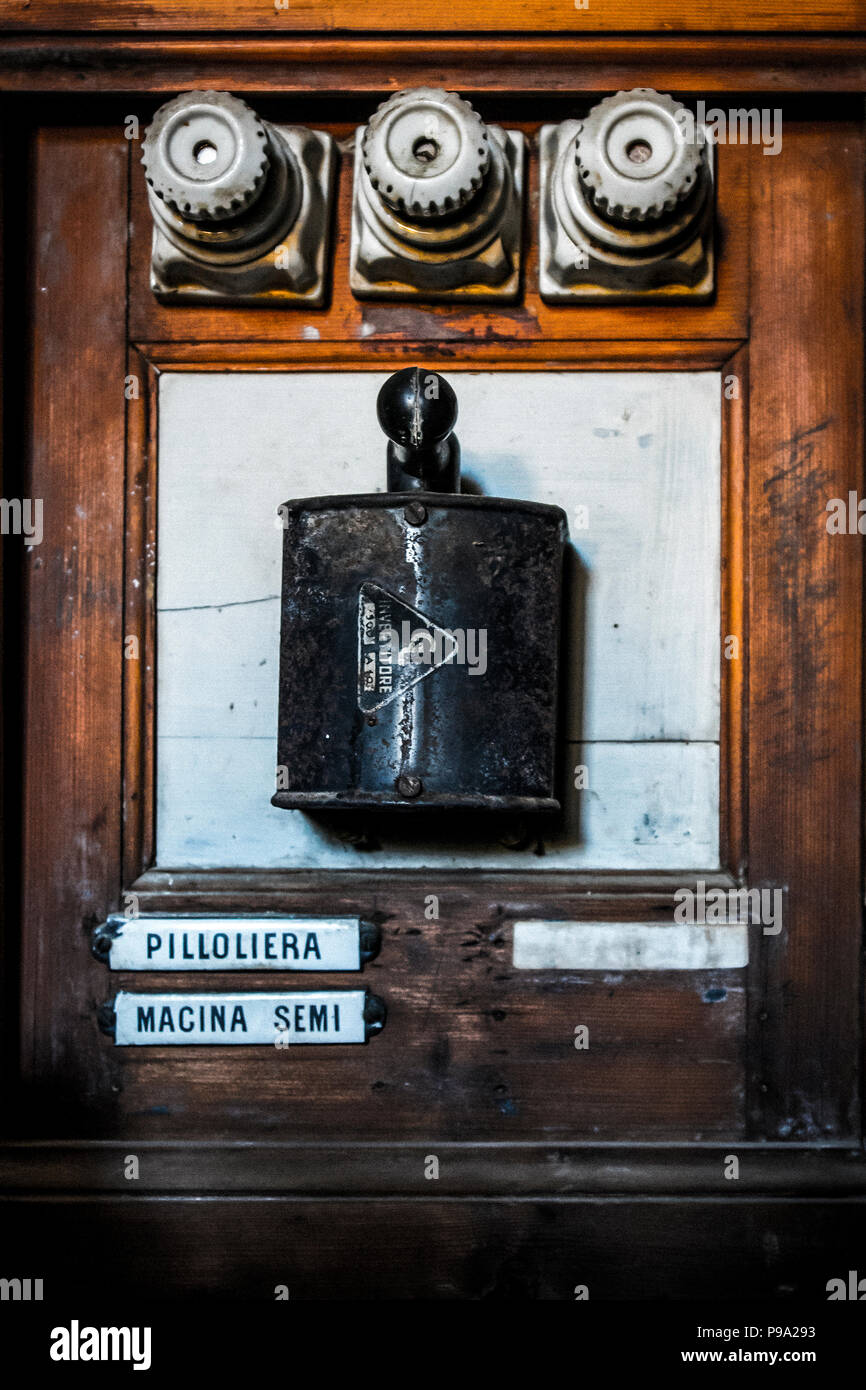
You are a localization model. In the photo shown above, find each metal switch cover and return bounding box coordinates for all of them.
[273,368,568,811]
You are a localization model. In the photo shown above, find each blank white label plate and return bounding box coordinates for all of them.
[513,920,748,971]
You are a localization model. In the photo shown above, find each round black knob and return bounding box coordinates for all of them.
[377,367,458,452]
[378,367,460,494]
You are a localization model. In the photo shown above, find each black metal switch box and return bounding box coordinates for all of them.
[273,367,568,811]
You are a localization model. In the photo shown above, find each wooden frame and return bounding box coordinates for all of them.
[2,0,863,34]
[118,116,752,903]
[2,28,864,1294]
[2,38,866,96]
[125,344,748,900]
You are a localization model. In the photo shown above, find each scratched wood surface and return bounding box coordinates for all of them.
[18,128,128,1112]
[33,857,748,1140]
[745,122,864,1142]
[109,910,745,1139]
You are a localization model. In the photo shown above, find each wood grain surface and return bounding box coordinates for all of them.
[19,129,129,1116]
[5,1193,866,1300]
[2,0,864,34]
[745,121,864,1142]
[2,37,865,94]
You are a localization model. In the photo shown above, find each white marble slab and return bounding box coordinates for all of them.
[156,371,721,870]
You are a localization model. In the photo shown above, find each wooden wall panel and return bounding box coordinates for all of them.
[71,875,746,1140]
[7,85,864,1180]
[2,24,865,1304]
[5,1194,866,1301]
[110,944,745,1142]
[18,130,129,1115]
[746,122,864,1141]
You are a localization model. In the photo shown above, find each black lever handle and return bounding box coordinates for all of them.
[377,366,461,493]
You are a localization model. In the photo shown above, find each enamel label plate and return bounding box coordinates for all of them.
[106,990,385,1046]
